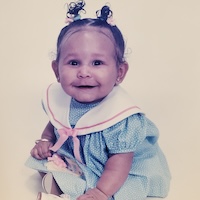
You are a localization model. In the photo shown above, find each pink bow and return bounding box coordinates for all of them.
[50,128,82,163]
[65,17,73,24]
[48,153,67,168]
[107,17,115,26]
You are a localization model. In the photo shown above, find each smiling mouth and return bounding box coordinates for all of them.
[76,85,95,89]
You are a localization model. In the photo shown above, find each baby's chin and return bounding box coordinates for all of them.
[73,96,105,104]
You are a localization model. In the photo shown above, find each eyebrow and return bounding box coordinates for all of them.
[62,52,109,58]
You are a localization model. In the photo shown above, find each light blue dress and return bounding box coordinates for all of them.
[26,93,171,200]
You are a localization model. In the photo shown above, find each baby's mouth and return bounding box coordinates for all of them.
[77,85,95,89]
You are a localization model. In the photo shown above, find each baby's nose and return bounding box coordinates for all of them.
[77,66,91,78]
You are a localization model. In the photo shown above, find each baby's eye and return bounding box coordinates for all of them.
[69,60,79,66]
[92,60,103,66]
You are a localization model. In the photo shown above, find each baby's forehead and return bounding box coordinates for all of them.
[69,26,112,34]
[61,26,115,45]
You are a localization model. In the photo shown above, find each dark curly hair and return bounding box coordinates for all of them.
[55,1,125,66]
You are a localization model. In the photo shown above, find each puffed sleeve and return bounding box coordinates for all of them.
[102,113,159,154]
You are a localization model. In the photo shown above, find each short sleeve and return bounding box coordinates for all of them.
[102,113,157,154]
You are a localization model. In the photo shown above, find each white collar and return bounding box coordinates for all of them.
[42,82,143,135]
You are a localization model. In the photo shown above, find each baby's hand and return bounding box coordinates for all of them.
[77,188,108,200]
[30,140,53,160]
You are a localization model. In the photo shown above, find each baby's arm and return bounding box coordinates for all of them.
[77,152,133,200]
[30,122,56,160]
[97,152,133,196]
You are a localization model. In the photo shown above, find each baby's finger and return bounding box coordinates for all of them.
[42,149,52,158]
[30,148,43,160]
[37,146,50,159]
[38,142,53,158]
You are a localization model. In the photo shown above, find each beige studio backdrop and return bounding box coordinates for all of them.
[0,0,200,199]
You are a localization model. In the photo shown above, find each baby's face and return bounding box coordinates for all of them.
[52,27,126,103]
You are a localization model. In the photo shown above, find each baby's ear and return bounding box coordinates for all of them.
[116,62,129,85]
[52,61,60,82]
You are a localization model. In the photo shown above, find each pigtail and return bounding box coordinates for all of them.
[65,0,86,23]
[96,5,115,26]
